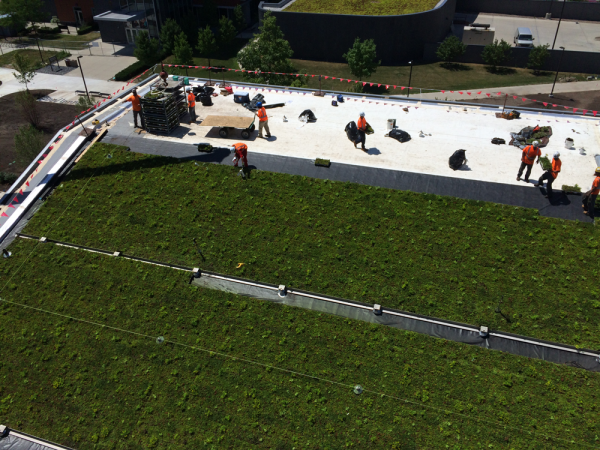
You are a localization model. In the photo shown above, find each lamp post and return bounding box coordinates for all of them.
[551,0,566,50]
[76,55,90,101]
[549,46,565,98]
[407,61,413,98]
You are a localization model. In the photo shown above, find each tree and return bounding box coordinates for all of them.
[482,39,512,71]
[134,31,160,66]
[202,0,219,27]
[15,90,39,127]
[197,25,218,67]
[14,124,44,167]
[527,44,550,74]
[0,0,45,33]
[218,16,236,48]
[180,12,199,47]
[160,18,182,56]
[343,37,380,81]
[236,11,294,85]
[233,4,246,32]
[436,35,466,65]
[174,31,194,65]
[12,52,36,92]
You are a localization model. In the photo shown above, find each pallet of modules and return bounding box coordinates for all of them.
[141,82,186,134]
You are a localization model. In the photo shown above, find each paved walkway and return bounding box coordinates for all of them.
[419,79,600,101]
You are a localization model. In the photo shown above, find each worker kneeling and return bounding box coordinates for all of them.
[230,143,249,168]
[517,140,541,182]
[534,152,561,198]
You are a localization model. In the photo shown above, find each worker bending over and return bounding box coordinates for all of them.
[356,112,367,152]
[583,167,600,225]
[256,102,271,139]
[124,88,144,129]
[534,152,561,198]
[517,140,541,182]
[187,88,196,123]
[231,143,248,168]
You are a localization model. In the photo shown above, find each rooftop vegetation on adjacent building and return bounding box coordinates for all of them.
[285,0,440,16]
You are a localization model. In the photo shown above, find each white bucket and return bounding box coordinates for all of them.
[387,119,396,130]
[565,138,574,149]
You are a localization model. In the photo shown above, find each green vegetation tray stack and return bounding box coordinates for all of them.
[140,81,187,135]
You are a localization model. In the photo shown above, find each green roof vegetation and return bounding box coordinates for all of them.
[22,143,600,349]
[1,238,599,448]
[285,0,440,16]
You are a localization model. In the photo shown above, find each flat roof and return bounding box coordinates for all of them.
[120,77,599,192]
[93,10,147,22]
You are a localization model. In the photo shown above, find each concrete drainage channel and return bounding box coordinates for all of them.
[16,233,600,372]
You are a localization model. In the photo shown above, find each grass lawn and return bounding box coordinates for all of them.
[286,0,439,15]
[0,49,70,69]
[1,238,598,448]
[163,57,591,94]
[22,144,600,350]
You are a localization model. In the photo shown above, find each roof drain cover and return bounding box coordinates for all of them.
[278,285,287,298]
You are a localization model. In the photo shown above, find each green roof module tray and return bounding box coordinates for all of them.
[141,81,187,135]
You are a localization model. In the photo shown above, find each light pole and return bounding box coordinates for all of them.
[407,61,413,98]
[549,46,565,98]
[77,55,90,101]
[551,0,566,50]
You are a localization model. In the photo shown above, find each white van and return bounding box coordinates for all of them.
[514,27,534,47]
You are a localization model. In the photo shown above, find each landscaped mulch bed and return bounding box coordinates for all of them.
[0,89,79,189]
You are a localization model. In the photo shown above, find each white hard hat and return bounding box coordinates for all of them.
[359,112,365,117]
[554,151,560,158]
[532,140,540,147]
[186,87,191,91]
[229,146,236,153]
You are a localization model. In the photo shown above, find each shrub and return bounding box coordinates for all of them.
[437,35,466,65]
[77,25,94,35]
[15,90,39,127]
[38,26,61,35]
[527,44,550,74]
[113,60,151,82]
[133,32,160,66]
[14,124,44,167]
[0,171,18,185]
[482,39,512,71]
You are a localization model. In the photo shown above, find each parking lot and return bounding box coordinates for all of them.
[454,12,600,52]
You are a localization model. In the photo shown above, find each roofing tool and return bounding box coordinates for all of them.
[236,263,245,269]
[192,238,206,262]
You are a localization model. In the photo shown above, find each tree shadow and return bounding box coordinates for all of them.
[485,66,517,75]
[362,84,389,95]
[532,70,552,77]
[440,62,472,72]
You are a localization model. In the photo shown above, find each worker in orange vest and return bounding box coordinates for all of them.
[517,140,541,182]
[256,102,271,139]
[356,112,367,151]
[534,151,561,198]
[583,167,600,224]
[187,88,196,123]
[230,143,248,168]
[124,88,144,129]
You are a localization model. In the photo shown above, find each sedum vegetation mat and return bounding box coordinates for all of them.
[286,0,439,15]
[0,239,599,448]
[23,143,600,349]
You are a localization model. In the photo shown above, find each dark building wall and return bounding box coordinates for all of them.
[424,42,600,74]
[258,0,457,65]
[55,0,95,24]
[456,0,600,21]
[97,19,127,42]
[40,0,58,21]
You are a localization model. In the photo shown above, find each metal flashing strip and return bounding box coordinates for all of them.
[14,234,600,371]
[5,429,75,450]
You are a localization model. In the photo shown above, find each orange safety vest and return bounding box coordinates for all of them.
[357,117,366,131]
[234,143,248,158]
[550,158,561,179]
[127,94,141,111]
[187,93,196,107]
[591,176,600,195]
[521,145,540,165]
[257,107,268,122]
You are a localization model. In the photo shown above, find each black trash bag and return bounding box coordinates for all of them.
[449,149,467,170]
[299,109,317,122]
[491,137,505,145]
[345,121,358,143]
[199,95,213,106]
[245,94,265,111]
[388,128,411,143]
